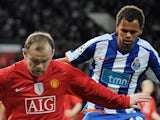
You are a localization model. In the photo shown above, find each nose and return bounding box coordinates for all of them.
[126,32,132,38]
[36,63,43,69]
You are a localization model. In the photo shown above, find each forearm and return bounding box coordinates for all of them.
[151,112,160,120]
[0,102,5,120]
[70,77,130,109]
[56,56,70,63]
[70,103,82,115]
[83,82,130,109]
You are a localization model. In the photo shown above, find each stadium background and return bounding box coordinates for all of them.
[0,0,160,115]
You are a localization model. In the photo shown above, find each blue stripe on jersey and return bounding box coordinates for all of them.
[149,50,160,80]
[99,39,117,87]
[83,110,145,120]
[88,39,111,78]
[135,70,146,93]
[118,38,139,95]
[95,105,104,110]
[71,43,96,64]
[89,61,95,78]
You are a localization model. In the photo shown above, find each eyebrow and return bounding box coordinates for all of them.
[121,29,137,33]
[29,56,50,63]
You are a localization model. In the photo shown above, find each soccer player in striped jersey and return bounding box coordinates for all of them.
[58,5,159,120]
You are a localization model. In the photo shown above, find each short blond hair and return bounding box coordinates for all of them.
[24,31,55,50]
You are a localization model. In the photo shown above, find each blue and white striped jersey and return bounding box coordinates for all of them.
[66,33,160,113]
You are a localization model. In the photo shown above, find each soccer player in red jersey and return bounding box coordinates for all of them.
[0,32,150,120]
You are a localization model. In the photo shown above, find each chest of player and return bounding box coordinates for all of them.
[94,50,149,73]
[94,50,149,88]
[8,75,67,96]
[4,74,68,115]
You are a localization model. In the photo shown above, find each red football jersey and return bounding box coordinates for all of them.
[0,59,129,120]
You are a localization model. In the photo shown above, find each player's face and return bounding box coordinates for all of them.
[116,18,143,52]
[23,42,54,77]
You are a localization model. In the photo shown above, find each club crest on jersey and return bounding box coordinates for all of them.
[34,82,44,95]
[131,57,140,70]
[50,79,59,88]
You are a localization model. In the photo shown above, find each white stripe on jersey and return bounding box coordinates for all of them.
[128,46,150,95]
[92,39,109,83]
[109,51,129,93]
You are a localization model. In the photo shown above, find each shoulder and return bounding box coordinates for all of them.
[83,33,113,49]
[137,38,160,58]
[0,65,14,76]
[50,60,75,72]
[0,64,15,84]
[0,60,24,80]
[89,33,112,43]
[137,38,155,51]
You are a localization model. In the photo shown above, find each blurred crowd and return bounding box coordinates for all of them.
[0,0,160,117]
[0,0,159,57]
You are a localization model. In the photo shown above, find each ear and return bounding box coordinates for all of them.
[139,25,144,35]
[22,48,27,59]
[115,24,119,35]
[52,49,55,58]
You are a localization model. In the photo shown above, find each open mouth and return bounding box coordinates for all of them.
[123,40,132,45]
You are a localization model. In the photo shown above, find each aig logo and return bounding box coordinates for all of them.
[25,96,56,114]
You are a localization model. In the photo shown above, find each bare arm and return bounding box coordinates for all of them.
[0,102,5,120]
[151,112,160,120]
[56,57,69,63]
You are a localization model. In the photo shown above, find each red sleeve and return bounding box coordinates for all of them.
[66,64,130,109]
[70,95,82,104]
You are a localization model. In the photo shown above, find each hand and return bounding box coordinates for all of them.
[129,93,150,109]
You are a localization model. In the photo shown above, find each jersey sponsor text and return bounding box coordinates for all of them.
[25,96,56,114]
